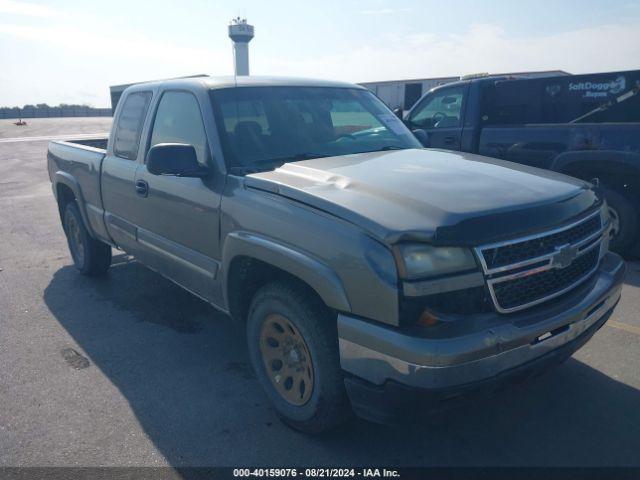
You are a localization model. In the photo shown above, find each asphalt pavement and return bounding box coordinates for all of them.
[0,118,639,467]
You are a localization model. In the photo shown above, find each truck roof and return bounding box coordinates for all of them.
[124,75,366,93]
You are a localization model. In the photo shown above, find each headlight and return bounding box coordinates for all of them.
[394,244,478,280]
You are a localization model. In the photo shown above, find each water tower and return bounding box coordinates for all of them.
[228,17,254,76]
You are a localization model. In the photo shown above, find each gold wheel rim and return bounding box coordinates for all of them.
[259,314,314,406]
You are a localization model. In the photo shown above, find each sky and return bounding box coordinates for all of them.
[1,0,639,107]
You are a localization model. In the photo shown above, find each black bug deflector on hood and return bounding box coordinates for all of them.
[245,148,599,246]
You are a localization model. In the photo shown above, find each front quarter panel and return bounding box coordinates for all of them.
[220,176,400,326]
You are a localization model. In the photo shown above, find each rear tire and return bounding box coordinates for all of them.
[602,186,638,256]
[63,202,112,276]
[246,281,352,434]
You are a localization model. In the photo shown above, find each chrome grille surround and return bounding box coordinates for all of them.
[475,209,607,313]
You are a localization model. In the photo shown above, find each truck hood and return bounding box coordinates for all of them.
[245,148,598,246]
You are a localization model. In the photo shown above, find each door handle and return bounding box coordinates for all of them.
[135,179,149,197]
[443,136,457,145]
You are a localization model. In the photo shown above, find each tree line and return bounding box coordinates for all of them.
[0,103,112,119]
[1,103,93,110]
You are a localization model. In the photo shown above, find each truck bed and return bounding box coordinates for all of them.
[70,138,108,150]
[47,138,109,239]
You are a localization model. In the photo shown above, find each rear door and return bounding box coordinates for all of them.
[406,85,468,150]
[131,90,223,302]
[101,90,152,254]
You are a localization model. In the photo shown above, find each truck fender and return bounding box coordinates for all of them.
[551,150,640,178]
[53,171,96,238]
[221,232,351,313]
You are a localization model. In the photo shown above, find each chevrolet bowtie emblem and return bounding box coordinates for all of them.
[552,244,579,269]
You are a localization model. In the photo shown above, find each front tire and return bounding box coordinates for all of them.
[246,281,351,433]
[63,202,112,276]
[602,187,638,256]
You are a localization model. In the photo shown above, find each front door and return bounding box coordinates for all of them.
[132,90,223,302]
[406,85,467,150]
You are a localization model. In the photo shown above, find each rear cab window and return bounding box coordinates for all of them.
[113,91,152,160]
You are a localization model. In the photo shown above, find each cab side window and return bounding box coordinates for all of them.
[149,91,209,166]
[409,87,465,129]
[114,91,152,160]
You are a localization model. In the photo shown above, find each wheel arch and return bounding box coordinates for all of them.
[551,150,640,189]
[222,232,351,322]
[53,172,96,236]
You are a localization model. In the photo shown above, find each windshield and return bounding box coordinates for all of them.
[209,86,421,171]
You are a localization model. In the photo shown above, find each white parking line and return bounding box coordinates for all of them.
[0,133,109,144]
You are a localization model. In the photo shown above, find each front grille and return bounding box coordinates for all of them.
[492,248,599,311]
[482,214,601,270]
[475,210,605,313]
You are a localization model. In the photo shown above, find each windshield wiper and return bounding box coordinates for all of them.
[229,165,273,175]
[230,148,406,175]
[259,152,328,163]
[357,145,406,154]
[228,153,328,176]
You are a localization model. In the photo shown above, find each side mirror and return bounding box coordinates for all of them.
[412,129,430,147]
[392,107,404,120]
[146,143,209,177]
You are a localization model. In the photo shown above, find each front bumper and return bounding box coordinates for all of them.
[338,252,625,423]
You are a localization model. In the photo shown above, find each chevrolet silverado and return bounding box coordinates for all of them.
[48,76,625,432]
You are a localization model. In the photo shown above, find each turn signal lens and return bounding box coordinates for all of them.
[417,309,439,327]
